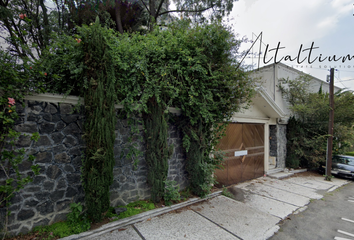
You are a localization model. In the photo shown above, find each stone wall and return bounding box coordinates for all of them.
[0,98,188,236]
[269,125,277,157]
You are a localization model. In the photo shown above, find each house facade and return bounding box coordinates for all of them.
[214,63,342,186]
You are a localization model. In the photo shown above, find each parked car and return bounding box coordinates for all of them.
[319,155,354,179]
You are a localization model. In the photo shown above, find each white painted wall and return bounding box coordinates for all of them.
[249,63,342,121]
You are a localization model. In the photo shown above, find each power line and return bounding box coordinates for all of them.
[337,78,354,82]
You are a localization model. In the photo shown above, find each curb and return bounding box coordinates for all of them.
[60,191,222,240]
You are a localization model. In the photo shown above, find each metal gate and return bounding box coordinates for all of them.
[215,123,264,186]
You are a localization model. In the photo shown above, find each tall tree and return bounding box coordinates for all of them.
[278,76,354,168]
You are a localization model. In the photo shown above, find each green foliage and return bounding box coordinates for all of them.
[116,200,155,219]
[111,20,253,198]
[104,206,119,219]
[80,18,117,223]
[30,202,92,239]
[40,33,85,96]
[221,186,233,199]
[285,117,327,169]
[279,76,354,169]
[142,98,173,203]
[0,50,43,234]
[66,202,90,234]
[163,180,181,206]
[36,19,253,207]
[183,122,216,197]
[173,22,253,196]
[345,152,354,156]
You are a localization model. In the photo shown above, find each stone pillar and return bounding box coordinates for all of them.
[276,124,287,169]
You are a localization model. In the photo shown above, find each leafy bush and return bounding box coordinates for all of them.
[66,202,90,234]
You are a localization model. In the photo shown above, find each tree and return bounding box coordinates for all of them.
[146,0,235,26]
[0,0,238,61]
[63,0,147,34]
[0,0,52,60]
[278,76,354,168]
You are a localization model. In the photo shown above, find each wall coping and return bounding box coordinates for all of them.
[25,93,181,115]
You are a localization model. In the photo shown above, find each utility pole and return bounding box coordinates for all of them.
[326,68,335,181]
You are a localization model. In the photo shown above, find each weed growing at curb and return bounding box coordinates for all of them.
[221,186,233,199]
[164,180,181,206]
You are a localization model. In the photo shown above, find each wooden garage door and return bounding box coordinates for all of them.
[215,123,264,186]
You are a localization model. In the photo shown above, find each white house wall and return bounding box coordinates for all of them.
[250,63,342,121]
[251,65,292,118]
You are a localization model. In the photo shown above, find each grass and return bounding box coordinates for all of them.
[345,152,354,156]
[5,221,79,240]
[4,200,155,240]
[115,200,155,220]
[4,189,196,240]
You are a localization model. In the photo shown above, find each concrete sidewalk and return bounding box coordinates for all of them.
[61,174,350,240]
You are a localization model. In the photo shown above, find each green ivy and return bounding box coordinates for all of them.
[110,20,254,197]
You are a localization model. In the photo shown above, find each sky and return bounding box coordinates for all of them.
[228,0,354,91]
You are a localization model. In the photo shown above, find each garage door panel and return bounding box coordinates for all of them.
[215,167,228,186]
[215,123,264,186]
[254,154,265,178]
[242,124,255,148]
[227,157,242,185]
[246,146,264,155]
[226,124,243,150]
[242,156,256,181]
[254,124,264,146]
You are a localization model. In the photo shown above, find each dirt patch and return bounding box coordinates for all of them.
[90,217,112,231]
[228,187,247,202]
[4,230,61,240]
[289,170,323,178]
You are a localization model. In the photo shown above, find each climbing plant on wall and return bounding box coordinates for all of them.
[111,20,253,198]
[111,23,183,202]
[41,19,253,206]
[172,22,253,196]
[0,50,43,234]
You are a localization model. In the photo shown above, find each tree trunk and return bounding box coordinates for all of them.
[115,2,124,34]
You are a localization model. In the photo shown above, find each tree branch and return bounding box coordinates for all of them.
[157,4,215,17]
[138,0,150,13]
[155,0,165,18]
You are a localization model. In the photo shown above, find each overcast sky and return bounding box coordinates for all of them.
[229,0,354,91]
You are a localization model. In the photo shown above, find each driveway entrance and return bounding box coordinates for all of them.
[215,123,264,186]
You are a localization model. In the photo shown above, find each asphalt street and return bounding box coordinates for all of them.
[270,181,354,240]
